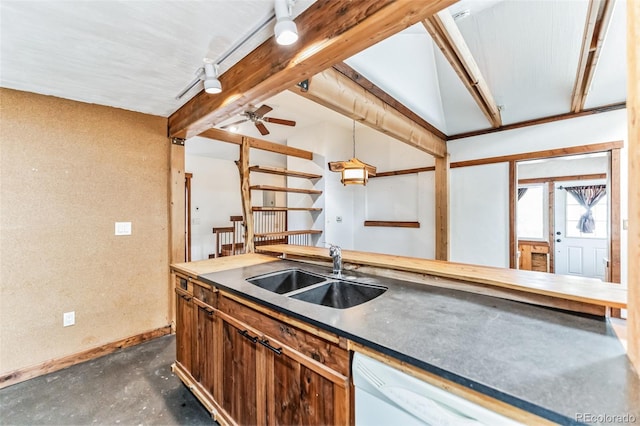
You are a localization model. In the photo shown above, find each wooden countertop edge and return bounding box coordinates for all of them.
[256,245,627,309]
[171,253,278,277]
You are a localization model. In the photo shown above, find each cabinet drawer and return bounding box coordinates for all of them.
[194,283,217,307]
[175,274,193,295]
[219,295,349,376]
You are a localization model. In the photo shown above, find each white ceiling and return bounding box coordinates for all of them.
[0,0,628,140]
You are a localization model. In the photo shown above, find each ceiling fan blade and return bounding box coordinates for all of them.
[220,119,249,129]
[255,121,269,135]
[253,104,273,117]
[263,117,296,127]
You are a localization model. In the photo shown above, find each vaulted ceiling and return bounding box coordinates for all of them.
[0,0,627,146]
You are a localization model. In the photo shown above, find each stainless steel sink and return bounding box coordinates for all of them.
[246,269,326,294]
[247,269,387,309]
[290,280,387,309]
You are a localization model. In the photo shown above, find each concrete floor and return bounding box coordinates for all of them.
[0,335,214,425]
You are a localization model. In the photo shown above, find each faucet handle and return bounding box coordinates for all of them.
[329,244,341,257]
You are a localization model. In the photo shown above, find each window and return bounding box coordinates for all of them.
[517,185,545,240]
[566,193,608,239]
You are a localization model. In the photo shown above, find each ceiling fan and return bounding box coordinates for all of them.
[220,104,296,135]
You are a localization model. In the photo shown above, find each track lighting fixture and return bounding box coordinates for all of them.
[203,62,222,94]
[274,0,298,45]
[175,0,300,100]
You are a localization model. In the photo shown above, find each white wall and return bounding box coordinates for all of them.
[286,122,437,257]
[448,109,628,283]
[518,155,608,179]
[185,137,286,261]
[287,122,355,249]
[450,163,510,267]
[352,126,436,257]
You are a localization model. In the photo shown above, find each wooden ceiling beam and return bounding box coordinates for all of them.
[291,67,447,158]
[423,11,502,128]
[571,0,617,112]
[332,62,447,140]
[168,0,457,139]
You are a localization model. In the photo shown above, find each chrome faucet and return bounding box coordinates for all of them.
[329,244,342,277]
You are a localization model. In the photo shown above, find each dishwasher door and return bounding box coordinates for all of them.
[353,353,522,426]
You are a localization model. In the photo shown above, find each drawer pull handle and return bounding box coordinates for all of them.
[238,329,258,343]
[259,339,282,355]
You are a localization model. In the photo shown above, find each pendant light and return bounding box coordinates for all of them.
[328,121,376,186]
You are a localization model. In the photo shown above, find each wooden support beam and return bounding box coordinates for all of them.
[435,155,450,260]
[237,137,254,253]
[571,0,617,112]
[509,161,517,269]
[332,62,447,140]
[168,0,457,139]
[292,67,446,158]
[627,0,639,373]
[447,102,626,140]
[169,140,186,325]
[200,127,313,160]
[610,149,621,284]
[450,141,623,168]
[423,11,501,128]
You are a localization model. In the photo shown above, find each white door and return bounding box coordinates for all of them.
[554,181,608,279]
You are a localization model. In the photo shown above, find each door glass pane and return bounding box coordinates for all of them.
[566,193,608,239]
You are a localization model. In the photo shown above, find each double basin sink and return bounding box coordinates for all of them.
[246,268,387,309]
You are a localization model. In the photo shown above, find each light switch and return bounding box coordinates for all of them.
[63,311,75,327]
[115,222,132,235]
[623,219,628,230]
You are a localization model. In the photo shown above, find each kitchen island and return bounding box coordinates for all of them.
[171,248,638,425]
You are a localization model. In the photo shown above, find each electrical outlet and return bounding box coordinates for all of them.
[115,222,132,235]
[63,311,75,327]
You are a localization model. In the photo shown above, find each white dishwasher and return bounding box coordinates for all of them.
[353,353,522,426]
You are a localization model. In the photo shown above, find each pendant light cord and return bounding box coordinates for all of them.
[352,120,356,158]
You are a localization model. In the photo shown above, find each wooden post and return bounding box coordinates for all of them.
[435,154,450,260]
[509,161,517,269]
[627,0,640,373]
[170,139,186,326]
[185,172,193,262]
[238,137,255,253]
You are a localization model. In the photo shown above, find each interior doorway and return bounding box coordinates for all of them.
[515,152,613,280]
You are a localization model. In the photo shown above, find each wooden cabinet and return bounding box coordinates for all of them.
[215,294,351,426]
[172,270,351,426]
[219,315,260,425]
[175,283,194,373]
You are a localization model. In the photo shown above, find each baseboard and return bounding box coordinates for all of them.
[0,325,172,389]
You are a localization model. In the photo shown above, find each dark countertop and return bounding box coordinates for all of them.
[199,259,640,426]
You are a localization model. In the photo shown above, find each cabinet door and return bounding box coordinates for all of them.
[195,303,215,395]
[269,349,349,426]
[175,289,194,373]
[220,317,260,426]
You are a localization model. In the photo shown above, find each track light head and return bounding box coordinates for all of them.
[274,0,298,45]
[275,19,298,45]
[203,62,222,94]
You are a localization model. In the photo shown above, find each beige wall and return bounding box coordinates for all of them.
[0,89,170,375]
